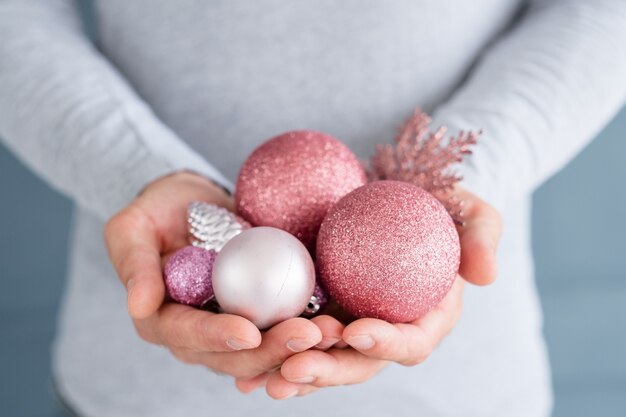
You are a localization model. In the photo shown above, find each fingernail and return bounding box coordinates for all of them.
[226,337,255,351]
[278,390,299,400]
[286,375,315,384]
[346,335,375,350]
[315,337,341,350]
[287,338,314,352]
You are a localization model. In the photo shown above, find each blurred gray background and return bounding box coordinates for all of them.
[1,108,625,416]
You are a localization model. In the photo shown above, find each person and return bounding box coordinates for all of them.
[1,1,625,416]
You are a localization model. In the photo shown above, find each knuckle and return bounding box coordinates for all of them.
[104,209,136,241]
[192,316,215,349]
[400,355,424,367]
[260,354,283,374]
[492,207,503,226]
[243,363,271,380]
[363,366,384,381]
[170,348,194,365]
[236,356,276,380]
[216,360,255,379]
[399,357,419,367]
[134,323,156,344]
[486,205,503,235]
[234,369,258,380]
[204,366,220,375]
[195,352,259,379]
[415,349,431,364]
[266,386,288,400]
[206,366,227,376]
[105,206,149,242]
[401,346,431,367]
[168,309,203,349]
[266,391,282,400]
[166,325,186,348]
[103,213,122,241]
[454,300,464,322]
[116,253,138,277]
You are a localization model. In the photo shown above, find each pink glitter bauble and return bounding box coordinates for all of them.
[164,246,217,307]
[316,180,460,322]
[235,131,367,250]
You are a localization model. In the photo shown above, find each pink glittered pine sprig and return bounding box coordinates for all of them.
[369,109,480,223]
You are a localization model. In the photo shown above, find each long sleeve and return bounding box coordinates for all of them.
[0,0,232,221]
[432,0,626,211]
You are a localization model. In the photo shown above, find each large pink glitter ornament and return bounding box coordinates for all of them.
[212,227,316,329]
[235,131,367,250]
[164,246,217,307]
[316,180,460,322]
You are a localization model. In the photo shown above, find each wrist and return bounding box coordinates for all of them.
[140,170,234,209]
[169,170,229,193]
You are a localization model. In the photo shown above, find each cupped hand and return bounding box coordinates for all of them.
[104,172,324,378]
[247,187,502,398]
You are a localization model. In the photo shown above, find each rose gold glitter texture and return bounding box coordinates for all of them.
[235,131,367,250]
[369,109,479,222]
[164,246,216,307]
[316,180,460,322]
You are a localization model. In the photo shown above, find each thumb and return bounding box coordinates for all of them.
[104,206,165,319]
[455,189,502,285]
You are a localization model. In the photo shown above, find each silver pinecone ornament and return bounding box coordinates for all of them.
[188,201,249,252]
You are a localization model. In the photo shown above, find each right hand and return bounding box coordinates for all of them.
[104,172,334,381]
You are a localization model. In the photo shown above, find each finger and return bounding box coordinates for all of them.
[138,303,262,352]
[104,206,165,319]
[455,188,502,285]
[310,315,345,350]
[342,278,464,365]
[169,346,205,366]
[197,317,322,378]
[235,373,271,394]
[334,340,350,349]
[265,370,319,399]
[295,384,320,397]
[280,349,388,387]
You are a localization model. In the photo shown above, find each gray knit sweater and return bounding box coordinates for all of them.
[1,1,625,416]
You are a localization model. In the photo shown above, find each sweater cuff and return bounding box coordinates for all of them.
[87,83,233,221]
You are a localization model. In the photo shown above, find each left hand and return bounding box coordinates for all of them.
[236,187,502,399]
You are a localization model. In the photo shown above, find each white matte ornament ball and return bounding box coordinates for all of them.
[212,227,316,329]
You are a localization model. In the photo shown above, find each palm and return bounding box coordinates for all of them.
[105,172,329,385]
[137,173,234,256]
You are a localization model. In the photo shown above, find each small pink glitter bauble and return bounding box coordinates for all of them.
[164,246,217,307]
[316,180,460,322]
[235,131,367,250]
